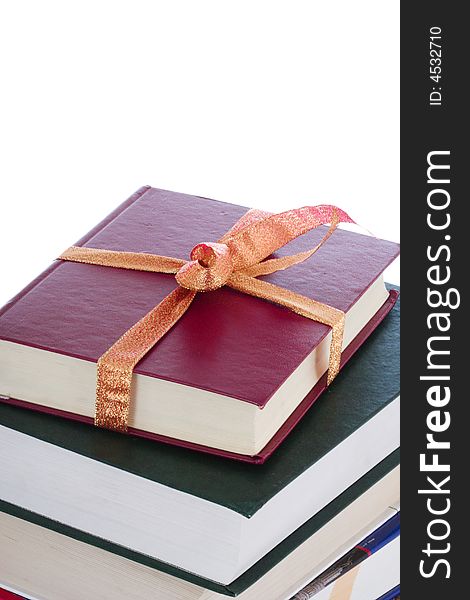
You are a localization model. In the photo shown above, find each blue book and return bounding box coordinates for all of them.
[291,513,400,598]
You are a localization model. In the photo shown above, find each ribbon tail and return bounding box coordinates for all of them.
[95,286,196,431]
[227,273,345,385]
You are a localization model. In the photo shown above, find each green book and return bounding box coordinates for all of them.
[0,289,400,593]
[0,454,399,599]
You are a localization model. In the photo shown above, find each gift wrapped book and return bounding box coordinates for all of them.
[0,186,399,462]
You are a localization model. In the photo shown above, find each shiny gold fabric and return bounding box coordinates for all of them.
[60,205,353,433]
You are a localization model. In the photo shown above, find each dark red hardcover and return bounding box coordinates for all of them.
[0,186,399,462]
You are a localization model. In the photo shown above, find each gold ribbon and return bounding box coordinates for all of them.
[60,205,354,433]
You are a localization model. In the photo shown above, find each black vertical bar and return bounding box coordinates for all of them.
[401,2,465,597]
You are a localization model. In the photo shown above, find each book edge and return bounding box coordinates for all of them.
[0,451,399,597]
[252,287,399,464]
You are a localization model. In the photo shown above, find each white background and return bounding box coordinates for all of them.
[0,1,399,307]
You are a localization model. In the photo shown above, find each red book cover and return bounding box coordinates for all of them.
[0,186,399,462]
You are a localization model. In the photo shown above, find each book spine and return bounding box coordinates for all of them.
[357,512,400,554]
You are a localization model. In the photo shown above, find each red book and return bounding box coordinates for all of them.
[0,186,399,462]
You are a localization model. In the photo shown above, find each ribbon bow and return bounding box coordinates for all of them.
[60,205,354,433]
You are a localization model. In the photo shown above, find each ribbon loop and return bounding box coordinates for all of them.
[224,205,354,272]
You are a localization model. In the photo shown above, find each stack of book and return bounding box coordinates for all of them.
[0,187,400,599]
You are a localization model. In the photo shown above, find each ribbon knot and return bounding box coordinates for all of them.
[176,242,233,291]
[60,204,355,433]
